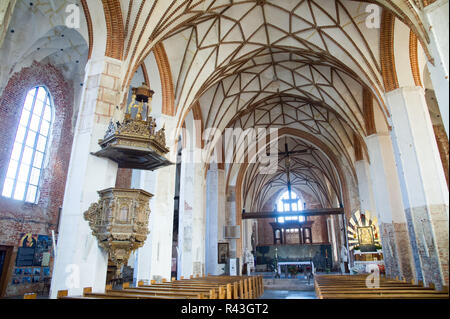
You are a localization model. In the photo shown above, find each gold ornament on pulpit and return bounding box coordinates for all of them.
[84,188,153,278]
[125,83,153,121]
[93,82,172,171]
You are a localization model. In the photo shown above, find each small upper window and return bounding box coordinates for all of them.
[276,190,305,223]
[2,86,53,203]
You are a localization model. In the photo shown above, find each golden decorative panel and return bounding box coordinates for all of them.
[347,209,382,252]
[94,83,172,170]
[84,188,153,277]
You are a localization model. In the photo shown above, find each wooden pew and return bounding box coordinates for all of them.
[122,286,218,299]
[143,275,261,299]
[57,275,264,300]
[315,275,449,299]
[60,289,205,299]
[57,290,68,298]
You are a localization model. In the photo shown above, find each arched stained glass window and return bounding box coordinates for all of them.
[2,86,53,203]
[276,190,305,223]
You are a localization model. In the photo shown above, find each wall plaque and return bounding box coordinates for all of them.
[16,248,35,267]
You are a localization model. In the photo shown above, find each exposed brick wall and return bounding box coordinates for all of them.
[257,199,277,246]
[433,125,449,189]
[0,61,74,297]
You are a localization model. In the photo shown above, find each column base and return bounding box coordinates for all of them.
[407,204,449,288]
[380,223,401,279]
[393,222,415,281]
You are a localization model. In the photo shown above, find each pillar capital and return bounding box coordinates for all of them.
[385,86,425,98]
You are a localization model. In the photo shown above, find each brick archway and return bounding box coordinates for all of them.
[101,0,125,60]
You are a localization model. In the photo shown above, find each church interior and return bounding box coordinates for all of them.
[0,0,448,300]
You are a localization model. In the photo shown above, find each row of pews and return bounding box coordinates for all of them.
[52,275,264,300]
[315,274,449,299]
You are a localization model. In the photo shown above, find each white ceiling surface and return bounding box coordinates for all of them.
[0,0,89,95]
[160,0,384,124]
[154,0,381,208]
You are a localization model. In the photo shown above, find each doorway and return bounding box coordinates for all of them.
[0,246,13,297]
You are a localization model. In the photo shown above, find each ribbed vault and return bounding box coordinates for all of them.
[242,136,341,212]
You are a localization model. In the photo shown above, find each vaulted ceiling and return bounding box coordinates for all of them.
[163,0,386,123]
[241,136,341,211]
[0,0,434,209]
[0,0,89,93]
[156,0,383,209]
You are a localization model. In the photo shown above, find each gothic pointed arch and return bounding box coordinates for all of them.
[80,0,93,59]
[380,9,399,92]
[153,42,175,116]
[101,0,125,60]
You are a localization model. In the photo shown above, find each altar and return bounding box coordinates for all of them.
[255,244,332,272]
[352,251,385,274]
[277,261,315,276]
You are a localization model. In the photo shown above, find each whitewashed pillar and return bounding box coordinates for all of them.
[131,170,152,283]
[365,133,417,281]
[387,86,449,288]
[50,57,122,298]
[132,115,177,283]
[355,159,376,213]
[423,0,449,137]
[205,165,218,275]
[226,187,237,259]
[177,148,206,278]
[205,163,226,275]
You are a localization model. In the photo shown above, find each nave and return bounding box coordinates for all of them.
[0,0,448,301]
[18,273,448,299]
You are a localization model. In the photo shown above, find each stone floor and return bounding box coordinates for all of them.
[3,274,327,299]
[258,274,318,299]
[260,289,317,299]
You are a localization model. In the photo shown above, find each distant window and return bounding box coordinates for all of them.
[276,190,305,223]
[2,86,53,203]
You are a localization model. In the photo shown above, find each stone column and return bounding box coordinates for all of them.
[146,166,177,281]
[423,0,449,137]
[355,159,376,213]
[192,162,206,277]
[327,215,339,266]
[365,133,417,281]
[387,86,449,288]
[205,164,226,275]
[50,57,122,298]
[131,170,152,283]
[205,165,218,275]
[177,148,206,278]
[226,187,237,260]
[132,115,177,283]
